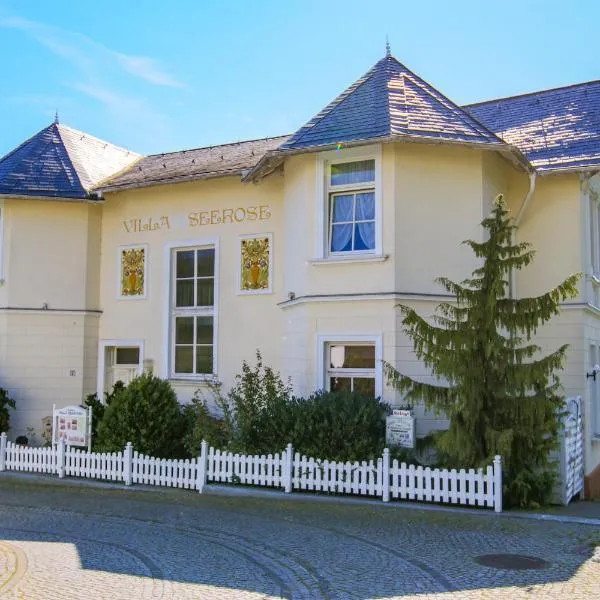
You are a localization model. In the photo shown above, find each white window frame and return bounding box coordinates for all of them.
[316,334,383,398]
[117,244,148,300]
[96,339,145,399]
[163,238,219,381]
[314,145,383,261]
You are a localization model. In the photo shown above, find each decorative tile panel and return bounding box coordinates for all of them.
[119,246,146,298]
[239,234,272,294]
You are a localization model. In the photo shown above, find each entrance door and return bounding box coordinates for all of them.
[105,346,141,393]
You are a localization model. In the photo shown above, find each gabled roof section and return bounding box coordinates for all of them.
[97,135,289,192]
[465,81,600,173]
[0,122,139,199]
[280,55,504,150]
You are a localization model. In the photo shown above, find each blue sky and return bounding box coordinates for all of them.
[0,0,598,157]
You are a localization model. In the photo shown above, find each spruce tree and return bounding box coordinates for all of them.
[385,195,580,507]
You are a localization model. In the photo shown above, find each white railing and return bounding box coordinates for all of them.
[0,433,503,511]
[132,450,198,489]
[65,446,124,481]
[206,445,286,489]
[3,440,56,474]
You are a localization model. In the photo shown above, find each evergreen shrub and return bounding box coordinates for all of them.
[291,390,390,462]
[96,373,185,458]
[84,380,126,449]
[0,387,15,433]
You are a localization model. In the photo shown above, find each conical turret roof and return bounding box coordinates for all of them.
[0,122,139,199]
[281,54,503,150]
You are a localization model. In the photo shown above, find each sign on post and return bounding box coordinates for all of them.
[52,405,92,451]
[386,409,415,448]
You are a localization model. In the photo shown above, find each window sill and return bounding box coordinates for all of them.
[309,254,389,266]
[592,435,600,445]
[169,376,218,386]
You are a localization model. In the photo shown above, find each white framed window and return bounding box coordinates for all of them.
[170,245,216,378]
[316,334,383,398]
[329,160,376,254]
[96,339,144,399]
[314,146,383,260]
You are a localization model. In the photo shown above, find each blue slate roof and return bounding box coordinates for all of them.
[0,122,139,199]
[465,81,600,173]
[280,55,504,151]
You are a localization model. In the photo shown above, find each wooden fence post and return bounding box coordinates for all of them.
[284,443,293,493]
[382,448,390,503]
[57,439,66,479]
[123,442,133,486]
[493,455,503,513]
[0,433,6,472]
[197,440,208,493]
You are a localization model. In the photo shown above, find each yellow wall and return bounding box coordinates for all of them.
[0,311,99,439]
[99,175,284,403]
[1,199,102,310]
[514,174,582,299]
[0,198,102,440]
[395,144,486,292]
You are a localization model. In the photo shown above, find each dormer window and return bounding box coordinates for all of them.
[328,160,376,253]
[314,145,383,262]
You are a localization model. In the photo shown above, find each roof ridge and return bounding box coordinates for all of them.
[145,134,291,158]
[0,122,55,164]
[465,79,600,108]
[56,123,140,157]
[283,56,390,147]
[55,125,89,189]
[390,57,504,144]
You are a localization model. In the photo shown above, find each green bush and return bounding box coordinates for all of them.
[291,390,390,461]
[96,374,185,458]
[198,352,391,462]
[0,387,15,433]
[84,381,126,449]
[226,350,295,454]
[182,388,231,454]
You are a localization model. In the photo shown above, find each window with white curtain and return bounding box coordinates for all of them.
[171,246,215,377]
[328,159,376,254]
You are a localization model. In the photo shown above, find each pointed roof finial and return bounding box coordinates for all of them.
[54,110,59,125]
[385,36,391,57]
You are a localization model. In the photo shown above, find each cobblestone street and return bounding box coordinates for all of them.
[0,477,598,599]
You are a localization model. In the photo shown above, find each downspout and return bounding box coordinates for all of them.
[510,170,537,298]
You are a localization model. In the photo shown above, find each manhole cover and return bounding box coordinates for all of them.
[474,554,551,570]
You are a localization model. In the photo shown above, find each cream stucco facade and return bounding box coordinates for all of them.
[2,53,600,496]
[2,142,598,482]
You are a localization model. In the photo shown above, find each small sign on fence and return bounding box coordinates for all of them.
[386,409,415,448]
[52,404,92,451]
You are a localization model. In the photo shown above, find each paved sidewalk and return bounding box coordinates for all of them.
[0,474,599,599]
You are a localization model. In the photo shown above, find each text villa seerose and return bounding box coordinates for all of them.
[122,205,272,233]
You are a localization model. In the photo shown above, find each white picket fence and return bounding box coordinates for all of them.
[0,433,503,511]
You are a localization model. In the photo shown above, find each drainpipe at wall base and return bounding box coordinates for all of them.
[509,170,537,298]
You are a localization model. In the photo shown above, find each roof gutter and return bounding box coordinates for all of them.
[510,169,537,298]
[244,134,531,183]
[0,193,97,204]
